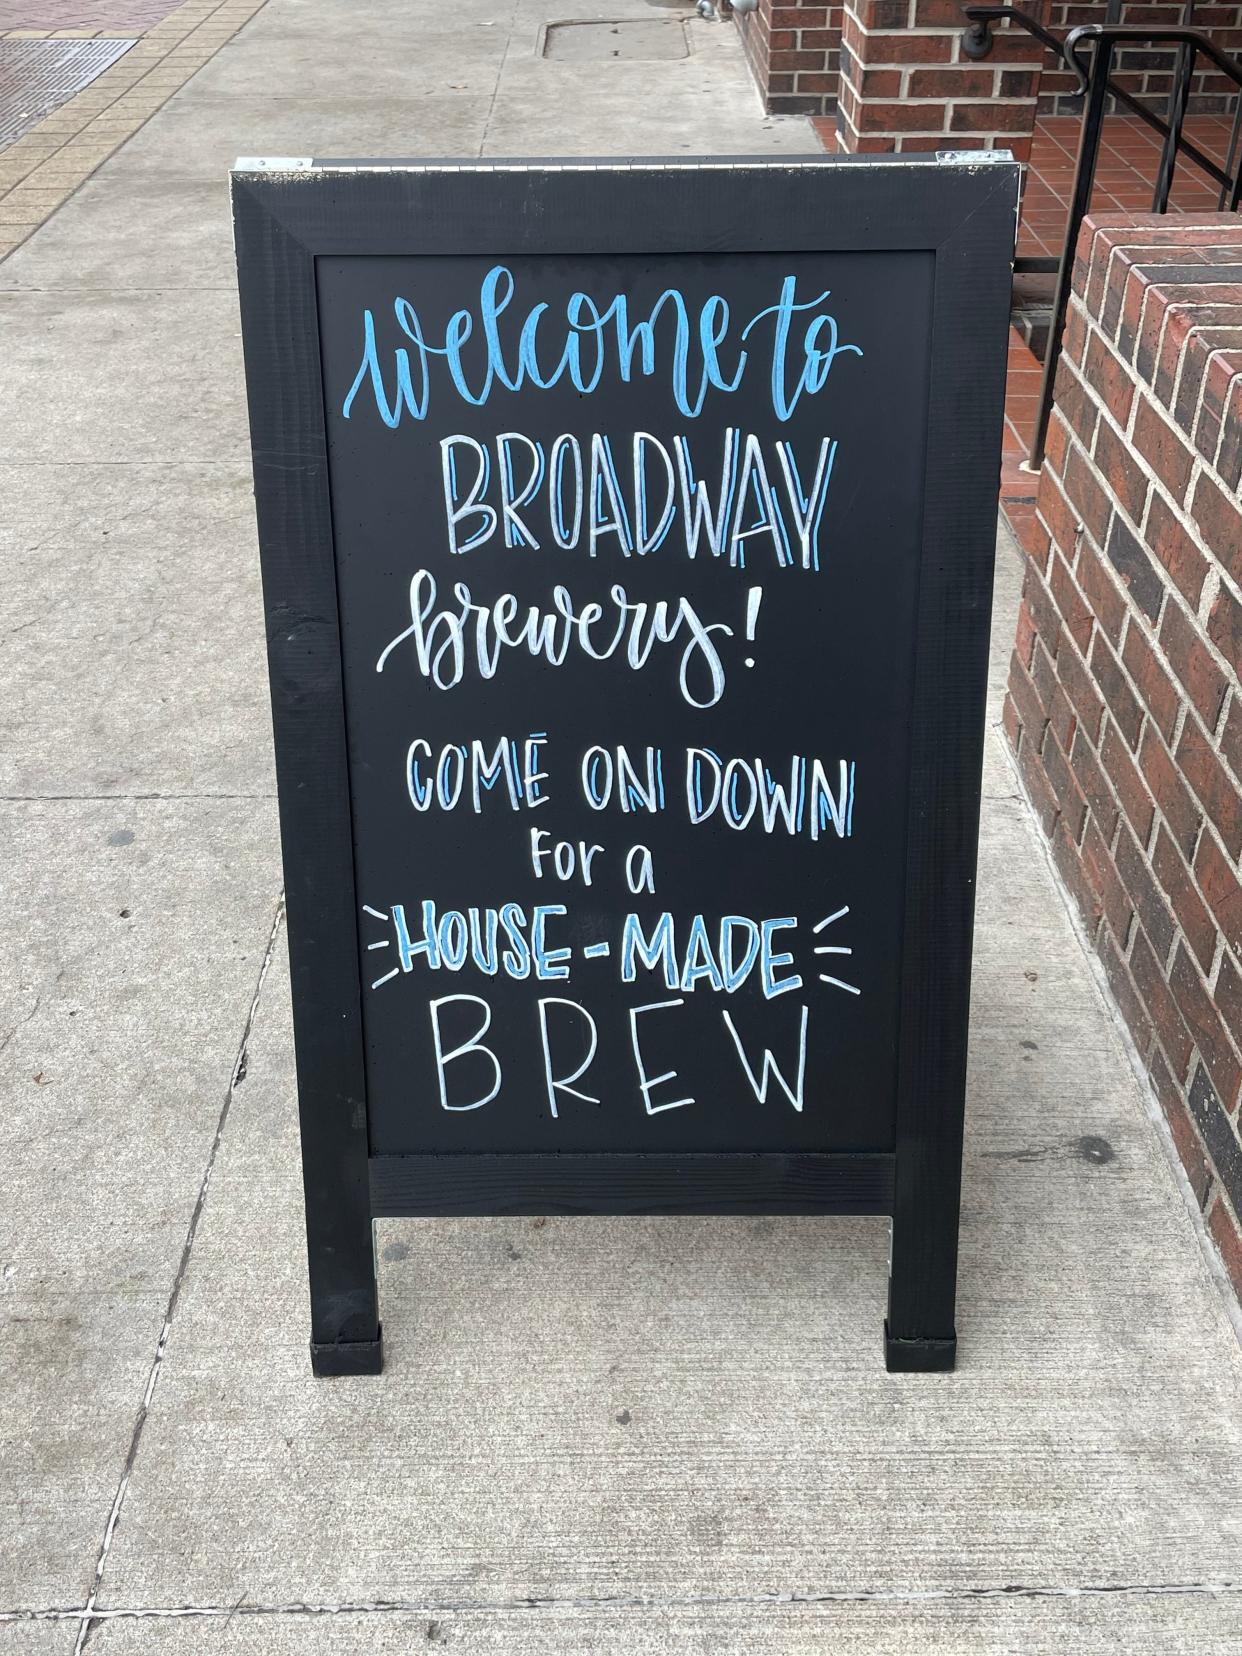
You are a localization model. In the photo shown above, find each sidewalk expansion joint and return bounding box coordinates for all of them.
[0,791,277,801]
[68,893,286,1656]
[4,1579,1242,1628]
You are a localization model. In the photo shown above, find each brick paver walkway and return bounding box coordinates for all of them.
[0,0,181,32]
[0,0,269,256]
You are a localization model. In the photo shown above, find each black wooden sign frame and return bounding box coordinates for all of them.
[232,155,1017,1378]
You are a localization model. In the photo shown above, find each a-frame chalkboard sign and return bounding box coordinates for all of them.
[232,154,1018,1376]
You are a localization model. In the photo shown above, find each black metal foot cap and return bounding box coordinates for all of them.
[310,1324,384,1377]
[884,1320,956,1373]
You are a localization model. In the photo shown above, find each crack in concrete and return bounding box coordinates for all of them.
[475,0,522,159]
[70,895,286,1656]
[0,992,41,1055]
[4,1578,1240,1626]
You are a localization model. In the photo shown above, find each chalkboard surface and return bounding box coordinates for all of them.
[233,156,1017,1374]
[319,247,932,1156]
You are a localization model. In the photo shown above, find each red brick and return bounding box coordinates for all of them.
[1207,582,1242,671]
[1054,362,1099,451]
[1058,633,1106,746]
[1070,726,1120,843]
[1151,825,1216,970]
[1082,815,1133,940]
[1023,560,1063,653]
[1017,717,1060,836]
[1103,718,1157,844]
[948,101,1036,134]
[1145,494,1209,610]
[1015,597,1037,669]
[1149,1045,1213,1201]
[1121,621,1180,745]
[1036,469,1078,563]
[1194,827,1242,956]
[1002,689,1022,753]
[1193,350,1242,469]
[1177,716,1242,859]
[1217,950,1242,1055]
[1222,698,1242,785]
[1009,645,1048,740]
[1169,941,1242,1111]
[854,65,900,93]
[1064,305,1088,371]
[1099,922,1153,1042]
[1140,724,1204,861]
[1115,819,1175,959]
[1047,550,1093,656]
[771,48,829,71]
[1088,629,1143,750]
[911,0,973,20]
[1131,924,1193,1077]
[1047,683,1078,755]
[771,6,828,25]
[1158,599,1229,731]
[1208,1197,1242,1301]
[1083,326,1136,428]
[1133,284,1178,388]
[1094,416,1150,529]
[1075,538,1128,643]
[1132,397,1194,503]
[1063,443,1114,550]
[1052,817,1103,940]
[1042,724,1088,840]
[1116,265,1157,363]
[1190,471,1242,589]
[906,66,995,97]
[999,68,1037,97]
[854,33,954,63]
[1175,323,1242,439]
[1031,633,1057,713]
[1216,373,1242,491]
[1108,513,1168,624]
[855,100,947,133]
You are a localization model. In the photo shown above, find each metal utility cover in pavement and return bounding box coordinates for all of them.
[542,19,689,59]
[0,38,135,151]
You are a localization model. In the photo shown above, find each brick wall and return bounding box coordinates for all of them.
[736,0,1242,124]
[1038,2,1242,115]
[1005,212,1242,1300]
[834,0,1045,156]
[732,0,844,116]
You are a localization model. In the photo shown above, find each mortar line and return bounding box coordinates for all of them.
[71,894,286,1655]
[5,1576,1242,1627]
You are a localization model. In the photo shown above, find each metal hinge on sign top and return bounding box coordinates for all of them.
[233,156,313,171]
[936,149,1015,164]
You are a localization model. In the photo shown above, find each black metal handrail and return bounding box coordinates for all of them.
[962,13,1242,466]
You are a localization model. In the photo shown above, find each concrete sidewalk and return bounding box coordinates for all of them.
[1,1,1240,1650]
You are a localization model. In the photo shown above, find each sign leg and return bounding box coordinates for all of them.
[884,1169,959,1372]
[302,1147,383,1377]
[306,1223,383,1377]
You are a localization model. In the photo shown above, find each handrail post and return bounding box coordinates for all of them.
[1030,34,1113,470]
[1153,41,1194,212]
